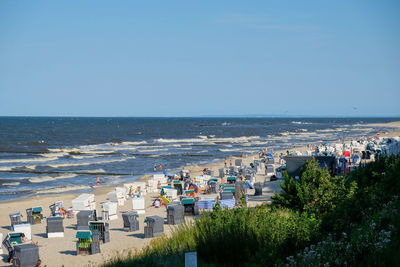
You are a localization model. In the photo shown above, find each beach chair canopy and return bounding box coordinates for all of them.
[227,177,236,181]
[32,207,42,213]
[182,198,195,205]
[224,188,235,193]
[9,233,23,244]
[76,231,91,239]
[209,178,218,182]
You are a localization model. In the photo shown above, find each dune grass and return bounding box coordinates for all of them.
[103,155,400,266]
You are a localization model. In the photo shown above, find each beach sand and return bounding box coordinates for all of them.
[0,123,398,266]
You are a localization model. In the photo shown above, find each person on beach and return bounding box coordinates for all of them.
[129,185,135,198]
[229,160,232,167]
[153,164,157,172]
[96,176,100,186]
[159,164,163,171]
[224,160,227,168]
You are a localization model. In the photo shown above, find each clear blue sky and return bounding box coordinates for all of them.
[1,1,399,117]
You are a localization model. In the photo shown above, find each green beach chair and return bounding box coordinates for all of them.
[76,231,92,255]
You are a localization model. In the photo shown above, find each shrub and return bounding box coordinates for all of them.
[272,159,357,217]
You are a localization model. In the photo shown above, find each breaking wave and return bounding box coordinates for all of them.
[28,173,77,183]
[35,185,91,194]
[2,182,21,186]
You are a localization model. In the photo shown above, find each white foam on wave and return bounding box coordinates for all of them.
[71,155,99,160]
[2,182,21,186]
[80,150,117,154]
[35,185,91,194]
[45,157,131,168]
[291,121,312,125]
[155,138,206,143]
[0,156,59,164]
[28,173,77,183]
[76,168,106,173]
[48,148,80,153]
[49,145,117,155]
[39,152,67,158]
[121,141,148,146]
[176,147,192,150]
[218,148,245,152]
[155,136,261,144]
[211,136,261,143]
[137,148,169,153]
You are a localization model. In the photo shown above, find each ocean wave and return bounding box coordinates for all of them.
[2,182,21,186]
[210,136,261,143]
[291,121,312,125]
[28,173,77,183]
[45,158,130,169]
[137,148,169,153]
[155,136,261,145]
[176,147,192,150]
[35,185,91,194]
[48,148,80,153]
[71,155,99,159]
[147,154,161,158]
[76,168,106,173]
[121,141,148,146]
[79,150,117,154]
[218,148,245,152]
[39,152,67,158]
[316,127,349,133]
[155,138,206,144]
[0,156,59,164]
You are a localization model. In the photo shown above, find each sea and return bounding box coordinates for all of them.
[0,117,397,202]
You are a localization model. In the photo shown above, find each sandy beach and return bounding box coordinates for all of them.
[0,154,280,267]
[1,122,399,267]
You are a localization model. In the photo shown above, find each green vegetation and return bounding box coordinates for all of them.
[103,156,400,266]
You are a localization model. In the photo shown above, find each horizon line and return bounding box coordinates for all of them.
[1,115,400,119]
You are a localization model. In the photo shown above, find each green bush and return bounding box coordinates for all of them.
[272,159,357,218]
[285,155,400,266]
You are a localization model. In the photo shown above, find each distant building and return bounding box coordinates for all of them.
[284,156,337,177]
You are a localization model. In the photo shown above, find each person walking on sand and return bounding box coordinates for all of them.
[96,176,100,186]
